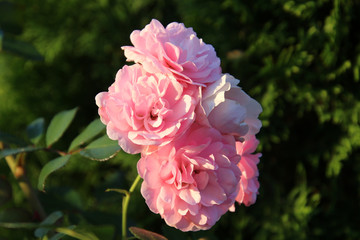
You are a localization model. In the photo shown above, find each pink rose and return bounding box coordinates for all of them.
[235,135,261,206]
[197,74,262,140]
[122,19,221,86]
[95,64,200,154]
[137,124,241,231]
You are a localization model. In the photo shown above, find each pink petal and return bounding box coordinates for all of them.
[200,176,226,206]
[179,186,201,205]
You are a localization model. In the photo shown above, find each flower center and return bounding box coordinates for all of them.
[150,111,158,120]
[149,99,165,121]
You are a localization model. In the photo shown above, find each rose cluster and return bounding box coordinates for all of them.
[96,19,262,231]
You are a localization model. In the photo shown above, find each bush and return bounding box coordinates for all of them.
[1,0,359,239]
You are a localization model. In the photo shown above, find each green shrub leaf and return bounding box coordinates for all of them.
[129,227,168,240]
[0,131,28,147]
[34,211,63,238]
[55,227,99,240]
[38,155,71,191]
[46,108,77,147]
[0,222,40,229]
[26,118,45,145]
[49,225,76,240]
[2,37,43,60]
[68,118,105,152]
[0,146,41,159]
[79,135,120,161]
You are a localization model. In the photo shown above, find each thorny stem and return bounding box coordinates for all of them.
[122,174,142,240]
[0,142,47,220]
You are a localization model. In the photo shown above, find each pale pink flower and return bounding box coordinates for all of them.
[95,64,200,154]
[197,74,262,140]
[122,19,221,86]
[137,125,241,231]
[235,135,261,206]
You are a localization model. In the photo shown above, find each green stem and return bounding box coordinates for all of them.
[122,174,141,240]
[0,142,47,220]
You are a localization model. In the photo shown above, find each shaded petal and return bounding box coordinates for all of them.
[179,186,201,205]
[200,176,226,206]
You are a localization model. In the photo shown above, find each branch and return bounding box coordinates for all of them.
[1,142,47,220]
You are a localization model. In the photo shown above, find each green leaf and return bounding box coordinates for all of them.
[68,118,105,152]
[79,135,120,161]
[38,155,71,191]
[46,108,78,147]
[49,225,76,240]
[34,211,63,238]
[129,227,168,240]
[2,36,43,60]
[0,131,28,146]
[55,227,99,240]
[0,222,40,229]
[0,146,41,159]
[26,118,45,145]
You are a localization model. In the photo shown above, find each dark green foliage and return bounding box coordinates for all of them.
[0,0,359,239]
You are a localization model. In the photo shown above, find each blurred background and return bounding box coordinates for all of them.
[1,0,359,239]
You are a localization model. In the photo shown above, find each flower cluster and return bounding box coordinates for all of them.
[96,19,262,231]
